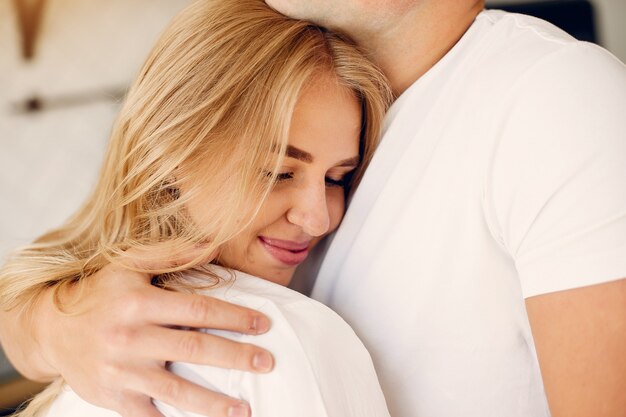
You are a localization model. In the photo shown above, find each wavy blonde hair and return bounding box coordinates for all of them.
[1,0,391,415]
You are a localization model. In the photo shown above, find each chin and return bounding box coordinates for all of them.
[265,0,319,22]
[253,267,295,286]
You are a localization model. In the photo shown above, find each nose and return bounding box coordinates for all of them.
[286,179,330,237]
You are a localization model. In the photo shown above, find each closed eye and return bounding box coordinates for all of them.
[325,170,354,188]
[263,170,353,187]
[263,170,294,183]
[276,172,294,182]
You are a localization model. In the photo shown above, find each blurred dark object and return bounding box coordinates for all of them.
[489,0,598,43]
[10,87,127,115]
[13,0,47,60]
[0,376,46,416]
[0,407,16,417]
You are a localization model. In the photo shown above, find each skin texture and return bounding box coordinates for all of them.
[271,1,626,416]
[0,75,361,417]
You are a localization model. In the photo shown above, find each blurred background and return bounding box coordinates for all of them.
[0,0,625,413]
[0,0,192,411]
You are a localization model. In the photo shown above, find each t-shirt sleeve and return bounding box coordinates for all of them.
[488,42,626,298]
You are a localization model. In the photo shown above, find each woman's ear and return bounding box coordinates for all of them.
[165,169,181,200]
[168,185,180,200]
[211,245,222,264]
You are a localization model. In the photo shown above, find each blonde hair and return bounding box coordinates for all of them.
[2,0,391,415]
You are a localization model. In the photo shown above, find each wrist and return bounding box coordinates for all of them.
[15,287,61,381]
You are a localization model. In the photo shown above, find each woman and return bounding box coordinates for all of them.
[0,0,393,416]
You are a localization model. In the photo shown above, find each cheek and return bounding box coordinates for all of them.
[251,190,289,231]
[326,189,346,233]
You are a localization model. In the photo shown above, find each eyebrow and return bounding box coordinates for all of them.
[285,145,360,167]
[286,145,313,163]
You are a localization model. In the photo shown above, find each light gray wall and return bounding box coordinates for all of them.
[593,0,626,62]
[487,0,626,63]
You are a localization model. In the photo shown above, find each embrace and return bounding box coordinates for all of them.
[1,1,625,417]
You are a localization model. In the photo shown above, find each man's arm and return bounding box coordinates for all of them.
[0,247,274,417]
[0,291,56,382]
[526,278,626,417]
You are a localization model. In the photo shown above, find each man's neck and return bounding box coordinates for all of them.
[353,1,484,96]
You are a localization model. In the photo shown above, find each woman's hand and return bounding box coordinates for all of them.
[0,246,273,417]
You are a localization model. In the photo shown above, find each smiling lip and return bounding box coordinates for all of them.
[258,236,310,266]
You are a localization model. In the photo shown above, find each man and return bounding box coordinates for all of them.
[1,1,625,417]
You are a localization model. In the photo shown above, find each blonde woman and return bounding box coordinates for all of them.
[0,0,393,416]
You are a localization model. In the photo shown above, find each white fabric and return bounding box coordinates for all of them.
[310,10,626,417]
[43,268,391,417]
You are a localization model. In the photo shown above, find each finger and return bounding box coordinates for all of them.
[139,326,274,372]
[144,288,271,334]
[119,243,217,271]
[118,393,165,417]
[135,368,251,417]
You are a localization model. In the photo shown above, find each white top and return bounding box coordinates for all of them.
[43,268,390,417]
[307,10,626,417]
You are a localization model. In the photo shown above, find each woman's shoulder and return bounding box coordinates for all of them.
[186,266,336,315]
[183,266,372,367]
[172,266,390,417]
[187,266,368,356]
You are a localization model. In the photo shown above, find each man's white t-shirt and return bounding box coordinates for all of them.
[309,10,626,417]
[43,268,390,417]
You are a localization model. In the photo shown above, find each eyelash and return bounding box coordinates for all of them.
[264,171,349,188]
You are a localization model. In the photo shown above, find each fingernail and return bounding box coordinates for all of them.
[228,403,250,417]
[251,315,270,334]
[252,351,274,372]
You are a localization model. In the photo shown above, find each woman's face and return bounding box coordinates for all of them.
[217,76,362,285]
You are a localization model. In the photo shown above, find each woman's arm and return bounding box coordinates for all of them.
[0,248,274,417]
[526,278,626,417]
